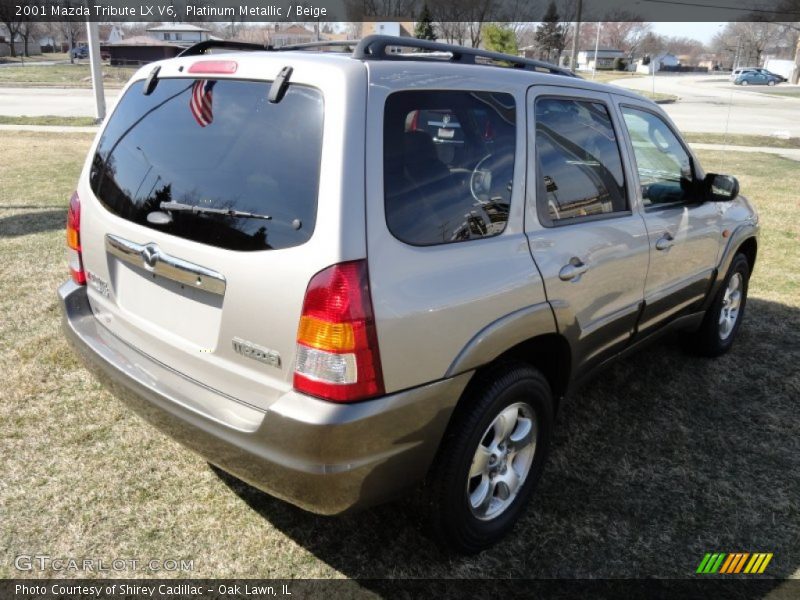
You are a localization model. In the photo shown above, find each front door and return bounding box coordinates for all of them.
[614,99,723,334]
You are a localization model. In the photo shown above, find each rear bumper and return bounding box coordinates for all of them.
[59,281,470,514]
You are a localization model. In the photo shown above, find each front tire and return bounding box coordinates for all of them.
[683,253,750,357]
[422,362,554,554]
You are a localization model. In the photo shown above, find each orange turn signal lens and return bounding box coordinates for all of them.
[297,316,355,352]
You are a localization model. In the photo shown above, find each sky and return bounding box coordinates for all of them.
[650,22,727,44]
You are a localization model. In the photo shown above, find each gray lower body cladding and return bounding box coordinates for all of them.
[59,281,471,514]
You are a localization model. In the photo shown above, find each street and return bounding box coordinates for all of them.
[0,86,120,117]
[611,74,800,137]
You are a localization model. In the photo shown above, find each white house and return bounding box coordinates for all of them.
[637,52,680,74]
[145,24,211,43]
[576,48,625,71]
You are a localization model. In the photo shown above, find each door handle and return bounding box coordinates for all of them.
[559,258,589,282]
[656,232,675,251]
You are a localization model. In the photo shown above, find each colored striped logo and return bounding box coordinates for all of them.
[696,552,773,574]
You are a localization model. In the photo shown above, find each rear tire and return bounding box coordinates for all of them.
[422,362,554,554]
[683,253,750,357]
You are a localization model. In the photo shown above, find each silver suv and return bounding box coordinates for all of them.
[60,36,759,554]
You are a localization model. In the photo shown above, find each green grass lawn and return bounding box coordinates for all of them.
[0,64,136,87]
[0,115,98,127]
[683,132,800,149]
[0,132,798,581]
[736,85,800,98]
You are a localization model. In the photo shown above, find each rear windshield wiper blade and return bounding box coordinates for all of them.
[160,201,272,220]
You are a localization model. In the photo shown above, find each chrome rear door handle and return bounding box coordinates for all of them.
[105,234,226,296]
[656,232,675,251]
[559,258,589,282]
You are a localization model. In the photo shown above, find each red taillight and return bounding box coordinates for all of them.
[188,60,238,74]
[293,260,384,403]
[66,191,86,285]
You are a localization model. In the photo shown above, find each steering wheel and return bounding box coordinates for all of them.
[470,153,494,203]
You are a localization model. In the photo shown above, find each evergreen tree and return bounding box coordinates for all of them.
[483,23,518,56]
[414,4,437,41]
[534,2,567,62]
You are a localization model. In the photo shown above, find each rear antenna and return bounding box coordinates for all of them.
[143,65,161,96]
[268,66,293,103]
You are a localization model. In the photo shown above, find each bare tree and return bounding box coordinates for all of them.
[0,0,23,57]
[345,0,420,21]
[18,18,44,57]
[602,21,652,59]
[431,0,492,47]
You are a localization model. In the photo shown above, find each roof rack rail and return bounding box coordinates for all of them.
[178,40,270,57]
[353,35,579,78]
[276,40,359,52]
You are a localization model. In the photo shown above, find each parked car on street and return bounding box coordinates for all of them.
[60,35,759,554]
[730,67,757,81]
[70,46,88,59]
[734,71,783,86]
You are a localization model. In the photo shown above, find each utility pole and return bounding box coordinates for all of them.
[793,37,800,84]
[569,0,582,71]
[592,22,601,80]
[86,20,106,122]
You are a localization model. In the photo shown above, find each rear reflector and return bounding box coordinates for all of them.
[188,60,238,75]
[294,261,384,403]
[66,191,86,285]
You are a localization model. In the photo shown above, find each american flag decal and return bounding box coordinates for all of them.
[189,80,216,127]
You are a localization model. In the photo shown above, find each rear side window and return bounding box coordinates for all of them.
[535,97,627,224]
[384,90,516,246]
[90,78,323,251]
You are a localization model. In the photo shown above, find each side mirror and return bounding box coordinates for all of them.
[703,173,739,202]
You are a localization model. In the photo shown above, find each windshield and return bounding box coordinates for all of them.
[90,78,324,251]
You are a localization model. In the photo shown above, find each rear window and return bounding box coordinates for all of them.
[90,78,323,251]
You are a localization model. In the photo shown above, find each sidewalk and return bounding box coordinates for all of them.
[0,123,98,133]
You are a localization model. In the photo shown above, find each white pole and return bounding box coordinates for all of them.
[592,23,601,80]
[86,20,106,122]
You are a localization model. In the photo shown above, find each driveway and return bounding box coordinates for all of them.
[0,86,120,117]
[612,74,800,137]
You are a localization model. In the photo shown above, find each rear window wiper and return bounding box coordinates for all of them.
[160,201,272,220]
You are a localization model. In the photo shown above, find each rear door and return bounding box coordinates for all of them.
[614,98,722,334]
[364,70,547,392]
[77,57,367,411]
[524,86,650,376]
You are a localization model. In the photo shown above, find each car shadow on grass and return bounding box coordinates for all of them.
[0,208,65,238]
[212,296,799,586]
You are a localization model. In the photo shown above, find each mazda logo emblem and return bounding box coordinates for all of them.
[141,244,159,269]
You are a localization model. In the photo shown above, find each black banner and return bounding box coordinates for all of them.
[4,0,800,23]
[2,579,799,600]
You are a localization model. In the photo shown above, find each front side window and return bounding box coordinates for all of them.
[535,97,627,224]
[620,106,694,207]
[90,78,323,251]
[383,90,516,246]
